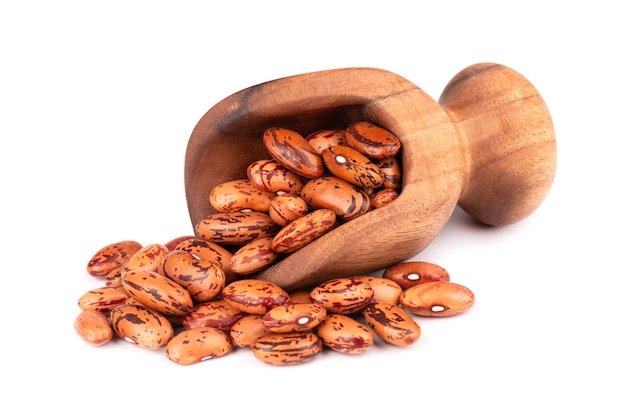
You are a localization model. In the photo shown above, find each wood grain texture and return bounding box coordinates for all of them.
[185,64,556,290]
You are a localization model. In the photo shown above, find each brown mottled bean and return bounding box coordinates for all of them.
[370,188,399,209]
[252,332,322,366]
[321,145,384,189]
[163,250,225,302]
[300,176,371,221]
[263,127,325,178]
[182,298,246,331]
[174,238,234,283]
[195,211,279,245]
[363,302,421,346]
[375,156,402,190]
[78,286,129,313]
[230,315,270,348]
[122,243,169,276]
[209,179,276,213]
[383,261,451,290]
[262,302,327,333]
[315,313,374,354]
[247,159,307,194]
[109,304,174,349]
[229,236,281,276]
[271,208,336,254]
[121,269,193,316]
[305,129,346,154]
[310,277,374,314]
[344,121,401,159]
[348,276,403,306]
[74,309,114,346]
[268,193,309,226]
[399,281,475,317]
[104,265,124,287]
[87,240,143,277]
[165,327,233,365]
[221,279,290,315]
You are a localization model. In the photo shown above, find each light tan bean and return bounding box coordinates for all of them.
[399,281,475,317]
[165,327,233,365]
[209,178,276,213]
[74,309,114,346]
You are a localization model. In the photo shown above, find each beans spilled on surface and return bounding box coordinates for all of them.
[74,122,475,366]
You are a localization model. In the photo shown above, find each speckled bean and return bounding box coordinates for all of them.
[363,302,421,346]
[78,286,129,313]
[262,302,327,333]
[87,240,143,277]
[315,313,374,354]
[344,121,401,159]
[121,269,193,316]
[263,127,325,178]
[74,309,114,346]
[399,281,475,317]
[268,193,309,226]
[310,277,374,314]
[174,237,234,283]
[247,159,307,194]
[370,188,399,209]
[305,129,346,154]
[221,279,290,315]
[271,208,336,254]
[195,211,279,245]
[300,176,371,221]
[321,145,384,189]
[229,315,270,348]
[383,261,451,290]
[229,237,281,276]
[165,327,233,365]
[252,332,322,366]
[163,249,225,302]
[122,243,169,276]
[182,298,246,331]
[109,304,174,349]
[222,279,289,315]
[209,178,276,213]
[375,156,402,190]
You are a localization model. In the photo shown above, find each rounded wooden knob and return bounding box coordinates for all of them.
[439,63,556,226]
[184,64,556,290]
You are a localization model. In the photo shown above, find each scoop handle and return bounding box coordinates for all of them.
[439,63,557,226]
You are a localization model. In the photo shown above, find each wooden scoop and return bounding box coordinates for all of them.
[184,63,556,291]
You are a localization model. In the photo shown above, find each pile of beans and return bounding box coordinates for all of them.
[197,122,403,266]
[75,237,475,366]
[74,121,475,365]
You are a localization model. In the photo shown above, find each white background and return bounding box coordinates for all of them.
[2,1,624,411]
